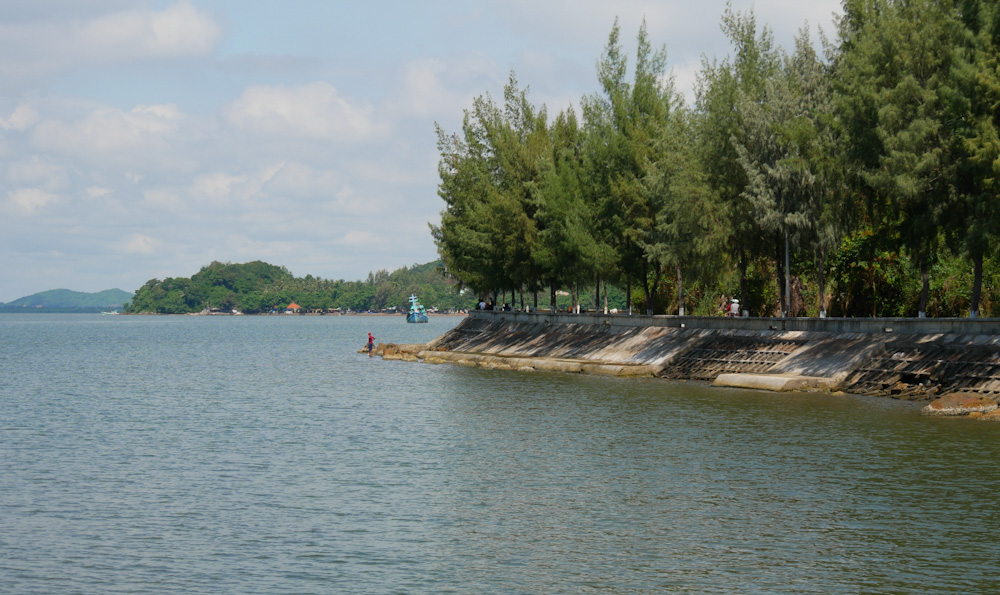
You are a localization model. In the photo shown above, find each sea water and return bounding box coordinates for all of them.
[1,313,998,593]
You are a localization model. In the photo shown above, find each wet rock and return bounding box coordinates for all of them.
[980,409,1000,422]
[921,392,999,416]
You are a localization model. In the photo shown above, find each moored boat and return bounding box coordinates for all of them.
[406,294,428,323]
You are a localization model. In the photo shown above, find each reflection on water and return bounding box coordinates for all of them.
[1,314,998,593]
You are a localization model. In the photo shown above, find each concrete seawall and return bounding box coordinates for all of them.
[391,311,1000,404]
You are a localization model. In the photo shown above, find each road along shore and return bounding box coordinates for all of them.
[372,311,1000,420]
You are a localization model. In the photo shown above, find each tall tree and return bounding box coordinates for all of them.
[736,28,844,317]
[583,19,676,314]
[950,0,1000,317]
[837,0,960,317]
[695,4,781,314]
[432,73,548,300]
[534,108,603,312]
[641,106,722,315]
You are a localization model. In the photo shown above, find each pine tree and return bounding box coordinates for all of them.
[695,4,780,314]
[950,0,1000,317]
[837,0,960,317]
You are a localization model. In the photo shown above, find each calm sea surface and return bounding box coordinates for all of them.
[1,313,999,593]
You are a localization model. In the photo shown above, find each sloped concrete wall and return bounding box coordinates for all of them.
[427,313,1000,398]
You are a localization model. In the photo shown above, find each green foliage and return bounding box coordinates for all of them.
[426,4,1000,319]
[124,260,476,314]
[827,229,914,317]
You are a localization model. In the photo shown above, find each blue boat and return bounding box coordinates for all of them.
[406,294,428,323]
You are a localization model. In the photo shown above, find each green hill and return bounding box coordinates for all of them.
[3,288,133,310]
[125,260,477,314]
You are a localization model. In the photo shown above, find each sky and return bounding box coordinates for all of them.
[0,0,843,302]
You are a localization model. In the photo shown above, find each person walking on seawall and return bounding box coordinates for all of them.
[367,332,375,354]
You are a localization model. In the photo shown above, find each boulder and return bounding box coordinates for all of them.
[922,392,999,416]
[979,409,1000,422]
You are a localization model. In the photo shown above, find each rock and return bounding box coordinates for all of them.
[980,409,1000,422]
[922,392,999,416]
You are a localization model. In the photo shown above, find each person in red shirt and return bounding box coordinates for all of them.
[367,332,375,354]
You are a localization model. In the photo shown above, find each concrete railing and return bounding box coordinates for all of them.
[467,309,1000,335]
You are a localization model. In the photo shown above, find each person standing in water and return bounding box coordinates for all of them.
[367,332,375,354]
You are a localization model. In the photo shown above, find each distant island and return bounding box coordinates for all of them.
[0,288,133,313]
[124,260,476,315]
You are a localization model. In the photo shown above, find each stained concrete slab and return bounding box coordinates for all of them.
[713,373,838,391]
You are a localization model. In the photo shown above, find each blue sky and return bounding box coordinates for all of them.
[0,0,841,302]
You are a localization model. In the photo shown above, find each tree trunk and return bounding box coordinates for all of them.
[776,233,786,317]
[603,281,608,314]
[550,283,557,314]
[784,230,791,318]
[626,276,632,315]
[739,250,748,316]
[971,250,983,319]
[817,250,826,318]
[595,278,601,315]
[918,258,929,318]
[533,288,538,312]
[676,263,684,316]
[645,262,661,315]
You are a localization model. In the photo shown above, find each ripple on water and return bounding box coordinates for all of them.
[1,314,998,593]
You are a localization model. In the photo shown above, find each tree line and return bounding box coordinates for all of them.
[433,0,1000,318]
[124,260,477,314]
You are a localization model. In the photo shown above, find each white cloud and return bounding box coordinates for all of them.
[0,105,39,130]
[391,54,503,122]
[122,233,158,254]
[142,188,182,211]
[78,0,221,58]
[191,172,247,201]
[31,103,185,160]
[7,156,67,190]
[0,1,222,80]
[223,82,384,142]
[7,188,59,213]
[85,186,112,199]
[264,161,341,198]
[337,230,380,247]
